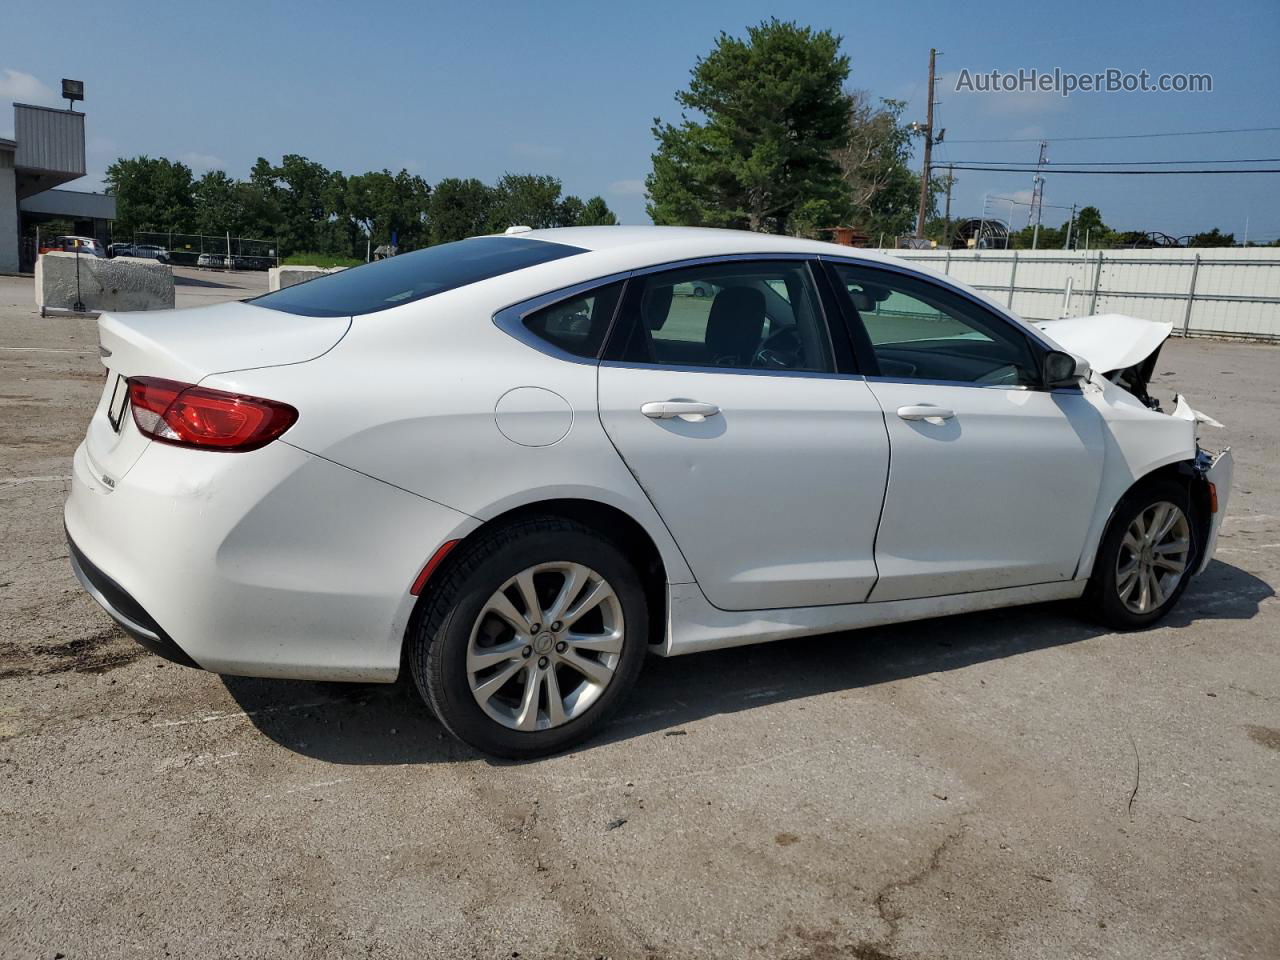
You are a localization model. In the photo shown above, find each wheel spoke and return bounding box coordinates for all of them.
[1145,504,1167,544]
[561,649,615,687]
[1117,565,1139,599]
[545,563,589,623]
[473,658,525,703]
[514,664,541,731]
[1148,567,1166,607]
[1136,567,1151,611]
[1152,504,1180,543]
[467,639,526,672]
[567,629,623,655]
[1153,538,1189,556]
[562,579,615,629]
[514,569,543,625]
[487,591,531,634]
[1130,511,1148,542]
[1154,555,1186,574]
[544,668,567,726]
[1122,532,1143,556]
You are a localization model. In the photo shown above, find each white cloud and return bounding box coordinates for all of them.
[608,178,646,196]
[0,68,62,136]
[0,68,60,107]
[942,70,1069,117]
[180,151,223,172]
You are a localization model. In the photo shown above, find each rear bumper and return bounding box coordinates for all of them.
[67,530,200,669]
[64,437,477,682]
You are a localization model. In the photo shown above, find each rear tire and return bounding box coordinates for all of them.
[1084,479,1197,629]
[408,516,648,758]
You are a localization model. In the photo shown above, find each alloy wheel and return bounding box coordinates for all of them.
[466,562,625,731]
[1115,501,1192,615]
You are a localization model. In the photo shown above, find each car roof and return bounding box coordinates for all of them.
[513,225,910,266]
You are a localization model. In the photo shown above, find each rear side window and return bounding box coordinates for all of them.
[522,282,624,359]
[251,236,586,318]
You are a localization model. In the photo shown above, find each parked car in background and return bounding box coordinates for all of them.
[108,243,135,258]
[131,245,170,264]
[196,253,227,268]
[227,255,274,271]
[66,226,1233,758]
[39,235,106,257]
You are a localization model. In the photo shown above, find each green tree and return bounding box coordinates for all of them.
[1189,227,1235,248]
[346,169,431,251]
[558,194,586,227]
[428,178,495,244]
[646,19,853,233]
[1073,206,1108,247]
[490,173,567,230]
[191,170,246,237]
[579,196,618,226]
[104,156,196,237]
[832,96,928,240]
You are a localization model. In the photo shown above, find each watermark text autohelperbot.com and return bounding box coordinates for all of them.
[955,68,1212,97]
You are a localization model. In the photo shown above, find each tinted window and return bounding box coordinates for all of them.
[522,282,624,359]
[252,236,586,318]
[616,261,833,373]
[831,263,1040,386]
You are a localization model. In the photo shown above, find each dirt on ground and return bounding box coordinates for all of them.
[0,272,1277,959]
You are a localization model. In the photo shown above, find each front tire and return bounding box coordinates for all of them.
[1085,479,1197,629]
[408,516,648,758]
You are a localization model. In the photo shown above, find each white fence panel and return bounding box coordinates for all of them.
[881,248,1280,341]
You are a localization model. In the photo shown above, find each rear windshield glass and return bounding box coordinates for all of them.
[251,236,586,317]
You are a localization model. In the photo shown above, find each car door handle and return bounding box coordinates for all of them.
[641,401,721,422]
[897,404,955,422]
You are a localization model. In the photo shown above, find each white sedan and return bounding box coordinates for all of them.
[66,226,1232,757]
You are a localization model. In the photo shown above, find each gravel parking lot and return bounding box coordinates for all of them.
[1,271,1276,960]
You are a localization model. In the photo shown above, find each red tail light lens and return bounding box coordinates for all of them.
[127,377,297,452]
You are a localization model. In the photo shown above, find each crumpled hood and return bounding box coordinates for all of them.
[1033,314,1173,374]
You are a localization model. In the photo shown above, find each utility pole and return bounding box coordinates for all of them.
[941,165,955,248]
[914,47,937,239]
[1030,140,1048,249]
[1064,203,1076,250]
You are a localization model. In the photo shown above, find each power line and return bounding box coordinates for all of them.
[946,125,1280,144]
[945,156,1280,166]
[944,165,1280,175]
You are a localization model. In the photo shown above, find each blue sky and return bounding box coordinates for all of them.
[3,0,1278,239]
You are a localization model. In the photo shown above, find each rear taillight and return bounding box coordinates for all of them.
[127,377,297,452]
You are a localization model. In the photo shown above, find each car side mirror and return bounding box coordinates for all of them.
[1044,350,1090,388]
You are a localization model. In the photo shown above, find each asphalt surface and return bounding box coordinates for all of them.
[1,271,1277,959]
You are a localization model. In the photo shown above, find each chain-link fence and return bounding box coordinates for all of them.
[885,247,1280,341]
[129,233,279,270]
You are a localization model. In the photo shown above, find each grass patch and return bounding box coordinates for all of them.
[282,253,364,268]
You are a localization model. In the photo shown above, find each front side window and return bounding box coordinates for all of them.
[251,236,586,318]
[521,282,624,359]
[614,261,833,373]
[830,263,1041,386]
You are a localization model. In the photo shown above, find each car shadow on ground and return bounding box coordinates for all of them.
[173,274,239,289]
[221,559,1273,766]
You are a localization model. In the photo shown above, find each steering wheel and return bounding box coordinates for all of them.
[752,327,803,370]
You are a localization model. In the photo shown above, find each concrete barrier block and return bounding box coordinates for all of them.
[268,266,348,291]
[36,253,175,314]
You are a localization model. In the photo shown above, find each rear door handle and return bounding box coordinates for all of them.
[641,400,721,422]
[897,404,955,422]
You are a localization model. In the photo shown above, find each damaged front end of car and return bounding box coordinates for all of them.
[1036,312,1233,574]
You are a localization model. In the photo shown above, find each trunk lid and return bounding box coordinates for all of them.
[86,301,350,486]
